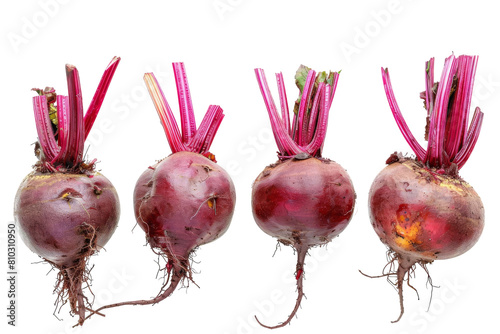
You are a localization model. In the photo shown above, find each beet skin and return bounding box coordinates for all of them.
[14,171,119,323]
[135,151,236,259]
[369,158,484,261]
[252,157,355,247]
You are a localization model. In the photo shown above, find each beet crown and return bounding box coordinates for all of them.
[382,54,483,172]
[32,57,120,172]
[255,65,340,159]
[143,63,224,160]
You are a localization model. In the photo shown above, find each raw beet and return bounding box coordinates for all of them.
[369,158,484,262]
[16,172,119,267]
[253,157,354,247]
[14,57,120,325]
[134,151,235,269]
[365,55,485,322]
[252,66,355,328]
[87,63,235,318]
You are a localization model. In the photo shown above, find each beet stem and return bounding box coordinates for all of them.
[454,106,484,168]
[304,84,329,157]
[256,67,340,159]
[173,62,197,143]
[255,244,308,329]
[32,57,120,170]
[381,68,426,161]
[188,105,224,154]
[425,55,458,167]
[64,64,85,167]
[144,72,186,153]
[305,82,324,144]
[33,95,59,162]
[84,56,121,139]
[144,67,225,156]
[383,54,483,171]
[53,95,70,164]
[275,72,291,135]
[296,70,316,146]
[254,68,301,156]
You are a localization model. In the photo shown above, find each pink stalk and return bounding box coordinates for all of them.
[457,56,478,148]
[254,68,301,156]
[454,107,484,169]
[144,73,186,153]
[84,56,121,139]
[254,66,340,159]
[144,64,225,158]
[426,55,458,167]
[306,82,325,143]
[444,56,478,158]
[63,65,85,167]
[52,95,70,164]
[305,85,329,156]
[33,96,59,162]
[296,70,316,146]
[33,57,120,171]
[381,68,427,162]
[188,105,224,154]
[173,62,197,143]
[382,54,484,171]
[275,73,291,136]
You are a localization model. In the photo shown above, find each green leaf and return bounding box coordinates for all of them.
[293,65,311,115]
[295,64,311,93]
[316,71,327,86]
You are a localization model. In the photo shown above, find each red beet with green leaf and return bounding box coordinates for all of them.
[14,57,121,325]
[89,63,235,318]
[252,66,356,328]
[367,55,485,322]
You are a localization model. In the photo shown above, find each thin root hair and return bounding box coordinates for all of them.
[419,261,438,312]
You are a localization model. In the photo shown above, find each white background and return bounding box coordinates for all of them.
[1,0,499,333]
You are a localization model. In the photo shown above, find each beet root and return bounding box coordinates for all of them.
[14,171,120,325]
[252,156,355,328]
[89,151,236,315]
[136,152,235,258]
[134,151,235,292]
[367,158,484,322]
